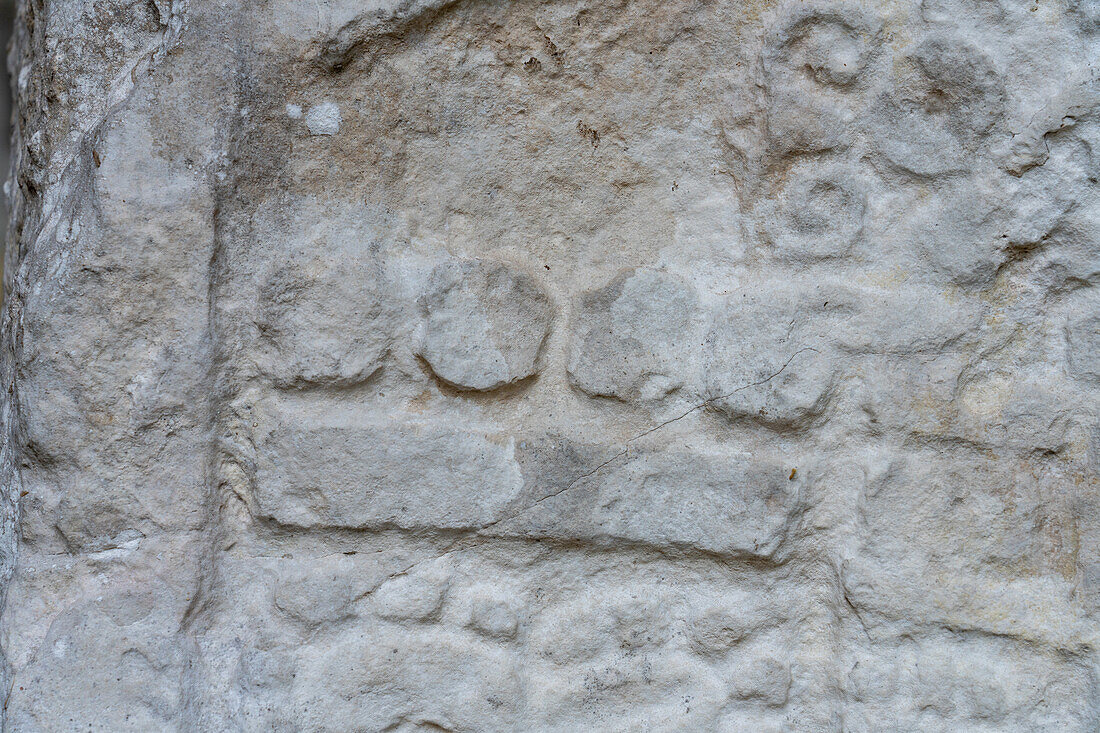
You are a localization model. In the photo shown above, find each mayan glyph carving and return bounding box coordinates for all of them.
[1,0,1098,730]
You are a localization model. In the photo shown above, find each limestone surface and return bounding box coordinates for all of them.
[1,0,1099,730]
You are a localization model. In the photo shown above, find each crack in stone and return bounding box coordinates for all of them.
[354,346,821,598]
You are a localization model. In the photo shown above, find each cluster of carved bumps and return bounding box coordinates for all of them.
[243,556,802,729]
[256,249,844,428]
[235,548,1082,731]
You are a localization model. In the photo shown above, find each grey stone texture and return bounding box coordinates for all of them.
[0,0,1099,730]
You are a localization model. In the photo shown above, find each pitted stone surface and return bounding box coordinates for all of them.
[1,0,1099,730]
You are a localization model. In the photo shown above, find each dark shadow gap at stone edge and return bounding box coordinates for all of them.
[0,0,14,304]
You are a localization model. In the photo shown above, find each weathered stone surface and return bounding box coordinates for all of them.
[1069,309,1100,383]
[255,239,394,389]
[568,268,702,401]
[252,411,525,530]
[2,0,1099,729]
[758,162,868,261]
[704,283,839,429]
[498,446,804,558]
[417,257,553,391]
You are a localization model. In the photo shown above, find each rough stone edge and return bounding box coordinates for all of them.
[0,1,190,720]
[319,0,461,69]
[0,2,36,714]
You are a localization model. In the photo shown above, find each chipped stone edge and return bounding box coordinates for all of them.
[318,0,461,69]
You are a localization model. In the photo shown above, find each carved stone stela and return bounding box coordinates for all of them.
[1,0,1099,730]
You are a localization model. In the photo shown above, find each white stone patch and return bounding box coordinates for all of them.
[305,101,341,135]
